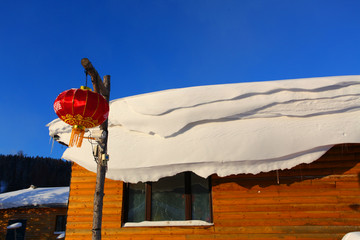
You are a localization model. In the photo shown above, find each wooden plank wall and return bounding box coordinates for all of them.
[0,207,67,239]
[211,144,360,240]
[65,144,360,240]
[65,163,123,239]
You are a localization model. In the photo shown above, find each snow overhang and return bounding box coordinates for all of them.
[48,75,360,183]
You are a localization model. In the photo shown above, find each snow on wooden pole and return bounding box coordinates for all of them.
[81,58,110,240]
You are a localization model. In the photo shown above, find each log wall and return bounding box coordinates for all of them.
[65,144,360,240]
[0,207,67,239]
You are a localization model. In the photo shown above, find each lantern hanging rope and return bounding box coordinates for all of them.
[53,86,110,147]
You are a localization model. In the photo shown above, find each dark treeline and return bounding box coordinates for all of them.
[0,153,72,193]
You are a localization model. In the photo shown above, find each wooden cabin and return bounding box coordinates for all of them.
[0,187,69,240]
[48,76,360,239]
[64,143,360,240]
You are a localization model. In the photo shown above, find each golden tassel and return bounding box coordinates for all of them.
[69,125,85,148]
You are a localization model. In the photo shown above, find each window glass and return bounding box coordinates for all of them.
[55,215,67,232]
[127,182,146,222]
[151,172,185,221]
[191,174,211,222]
[125,172,211,223]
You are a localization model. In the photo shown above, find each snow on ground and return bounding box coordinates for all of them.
[48,75,360,183]
[0,187,69,209]
[342,232,360,240]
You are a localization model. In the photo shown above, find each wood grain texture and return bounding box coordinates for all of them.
[64,144,360,240]
[0,207,67,239]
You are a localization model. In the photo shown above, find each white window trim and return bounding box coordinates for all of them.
[123,220,213,227]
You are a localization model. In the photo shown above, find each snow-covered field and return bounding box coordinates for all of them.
[48,75,360,183]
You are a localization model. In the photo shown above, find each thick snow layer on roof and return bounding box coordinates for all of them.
[48,76,360,183]
[0,187,69,209]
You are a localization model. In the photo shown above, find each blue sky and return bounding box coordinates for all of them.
[1,0,360,158]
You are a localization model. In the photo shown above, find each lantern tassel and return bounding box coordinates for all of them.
[69,125,85,148]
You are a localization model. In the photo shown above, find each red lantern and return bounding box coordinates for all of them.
[54,86,109,147]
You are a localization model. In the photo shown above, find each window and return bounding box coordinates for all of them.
[123,172,212,224]
[55,215,67,232]
[6,219,27,240]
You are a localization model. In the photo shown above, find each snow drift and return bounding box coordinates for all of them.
[48,75,360,183]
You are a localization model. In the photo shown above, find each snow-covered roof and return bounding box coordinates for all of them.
[48,75,360,183]
[0,187,69,209]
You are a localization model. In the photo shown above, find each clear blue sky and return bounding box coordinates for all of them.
[1,0,359,159]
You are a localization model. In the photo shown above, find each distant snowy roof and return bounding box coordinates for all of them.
[48,75,360,183]
[0,187,69,209]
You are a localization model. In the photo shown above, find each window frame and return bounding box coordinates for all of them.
[122,172,213,225]
[6,219,27,240]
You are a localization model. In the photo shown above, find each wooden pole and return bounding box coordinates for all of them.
[81,58,110,240]
[81,58,109,97]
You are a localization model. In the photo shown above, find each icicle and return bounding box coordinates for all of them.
[69,125,85,148]
[276,170,280,185]
[50,137,55,154]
